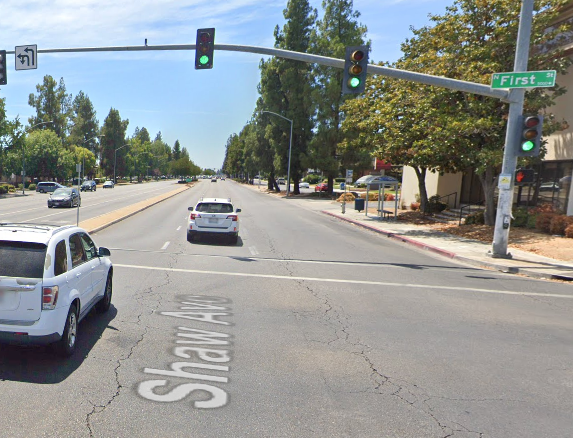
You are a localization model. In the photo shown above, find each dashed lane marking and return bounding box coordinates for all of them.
[161,241,170,250]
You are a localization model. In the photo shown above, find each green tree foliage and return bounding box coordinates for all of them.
[100,109,129,178]
[343,0,571,224]
[67,91,100,152]
[308,0,367,194]
[173,140,182,161]
[5,130,64,181]
[133,126,151,143]
[399,0,572,224]
[28,75,71,139]
[267,0,316,194]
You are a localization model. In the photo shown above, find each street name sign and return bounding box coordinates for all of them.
[491,70,556,89]
[15,45,37,70]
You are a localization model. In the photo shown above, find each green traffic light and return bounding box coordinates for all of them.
[199,55,210,65]
[349,77,361,88]
[521,140,535,152]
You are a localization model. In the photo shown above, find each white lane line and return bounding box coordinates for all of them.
[113,264,573,299]
[161,241,170,250]
[249,246,259,256]
[176,226,182,231]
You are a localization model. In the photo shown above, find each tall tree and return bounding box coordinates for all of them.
[173,140,182,161]
[309,0,367,194]
[268,0,317,194]
[28,75,71,139]
[68,91,100,152]
[100,109,129,178]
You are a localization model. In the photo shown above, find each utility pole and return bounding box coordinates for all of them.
[491,0,534,258]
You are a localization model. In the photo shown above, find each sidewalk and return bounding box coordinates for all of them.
[320,201,573,282]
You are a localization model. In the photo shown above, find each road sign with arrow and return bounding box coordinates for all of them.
[15,45,37,70]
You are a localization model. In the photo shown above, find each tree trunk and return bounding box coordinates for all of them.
[413,167,429,212]
[477,166,497,226]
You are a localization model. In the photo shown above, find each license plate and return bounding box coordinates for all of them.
[209,218,218,223]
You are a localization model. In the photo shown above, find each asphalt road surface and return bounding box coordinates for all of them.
[1,179,572,438]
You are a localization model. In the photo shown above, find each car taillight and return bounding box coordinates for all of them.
[43,286,59,310]
[226,215,238,221]
[190,213,201,220]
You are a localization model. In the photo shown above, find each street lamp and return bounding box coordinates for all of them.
[81,135,104,181]
[261,111,293,197]
[20,121,53,194]
[114,143,130,184]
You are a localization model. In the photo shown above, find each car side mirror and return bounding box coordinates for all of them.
[98,247,111,257]
[188,206,194,211]
[236,208,241,213]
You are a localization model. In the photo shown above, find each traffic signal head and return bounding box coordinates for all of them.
[342,45,369,95]
[0,50,6,85]
[195,28,215,70]
[517,115,543,157]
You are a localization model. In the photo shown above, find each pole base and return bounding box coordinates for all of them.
[487,250,513,259]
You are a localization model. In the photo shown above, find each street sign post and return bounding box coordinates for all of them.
[15,45,37,70]
[491,70,556,89]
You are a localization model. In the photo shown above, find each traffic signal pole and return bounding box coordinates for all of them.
[491,0,533,258]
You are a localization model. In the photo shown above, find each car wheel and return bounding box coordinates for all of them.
[53,304,78,357]
[39,189,44,193]
[48,205,53,208]
[96,273,112,313]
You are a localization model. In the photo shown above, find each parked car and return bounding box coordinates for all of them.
[36,181,64,193]
[0,223,113,357]
[277,178,286,185]
[48,187,81,208]
[315,183,329,192]
[81,180,97,191]
[354,175,378,188]
[539,182,559,192]
[102,180,115,189]
[211,177,217,182]
[187,198,241,244]
[365,176,399,187]
[300,182,310,188]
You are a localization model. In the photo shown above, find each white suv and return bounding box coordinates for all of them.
[0,223,113,357]
[187,198,241,244]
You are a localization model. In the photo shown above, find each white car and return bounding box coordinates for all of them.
[102,180,115,188]
[0,224,113,357]
[187,198,241,244]
[300,182,310,188]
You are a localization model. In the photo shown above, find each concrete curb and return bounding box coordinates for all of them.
[322,210,457,259]
[81,185,191,234]
[323,210,573,281]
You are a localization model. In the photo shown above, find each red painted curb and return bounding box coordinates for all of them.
[322,210,457,259]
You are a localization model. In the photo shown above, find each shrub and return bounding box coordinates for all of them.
[565,224,573,238]
[511,207,530,228]
[465,210,485,225]
[28,183,36,191]
[384,193,395,201]
[549,215,573,235]
[427,195,447,213]
[536,212,557,233]
[7,184,15,192]
[0,185,7,195]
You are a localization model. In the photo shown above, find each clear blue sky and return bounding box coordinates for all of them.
[0,0,453,171]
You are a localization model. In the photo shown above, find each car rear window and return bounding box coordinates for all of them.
[0,241,47,278]
[196,203,234,213]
